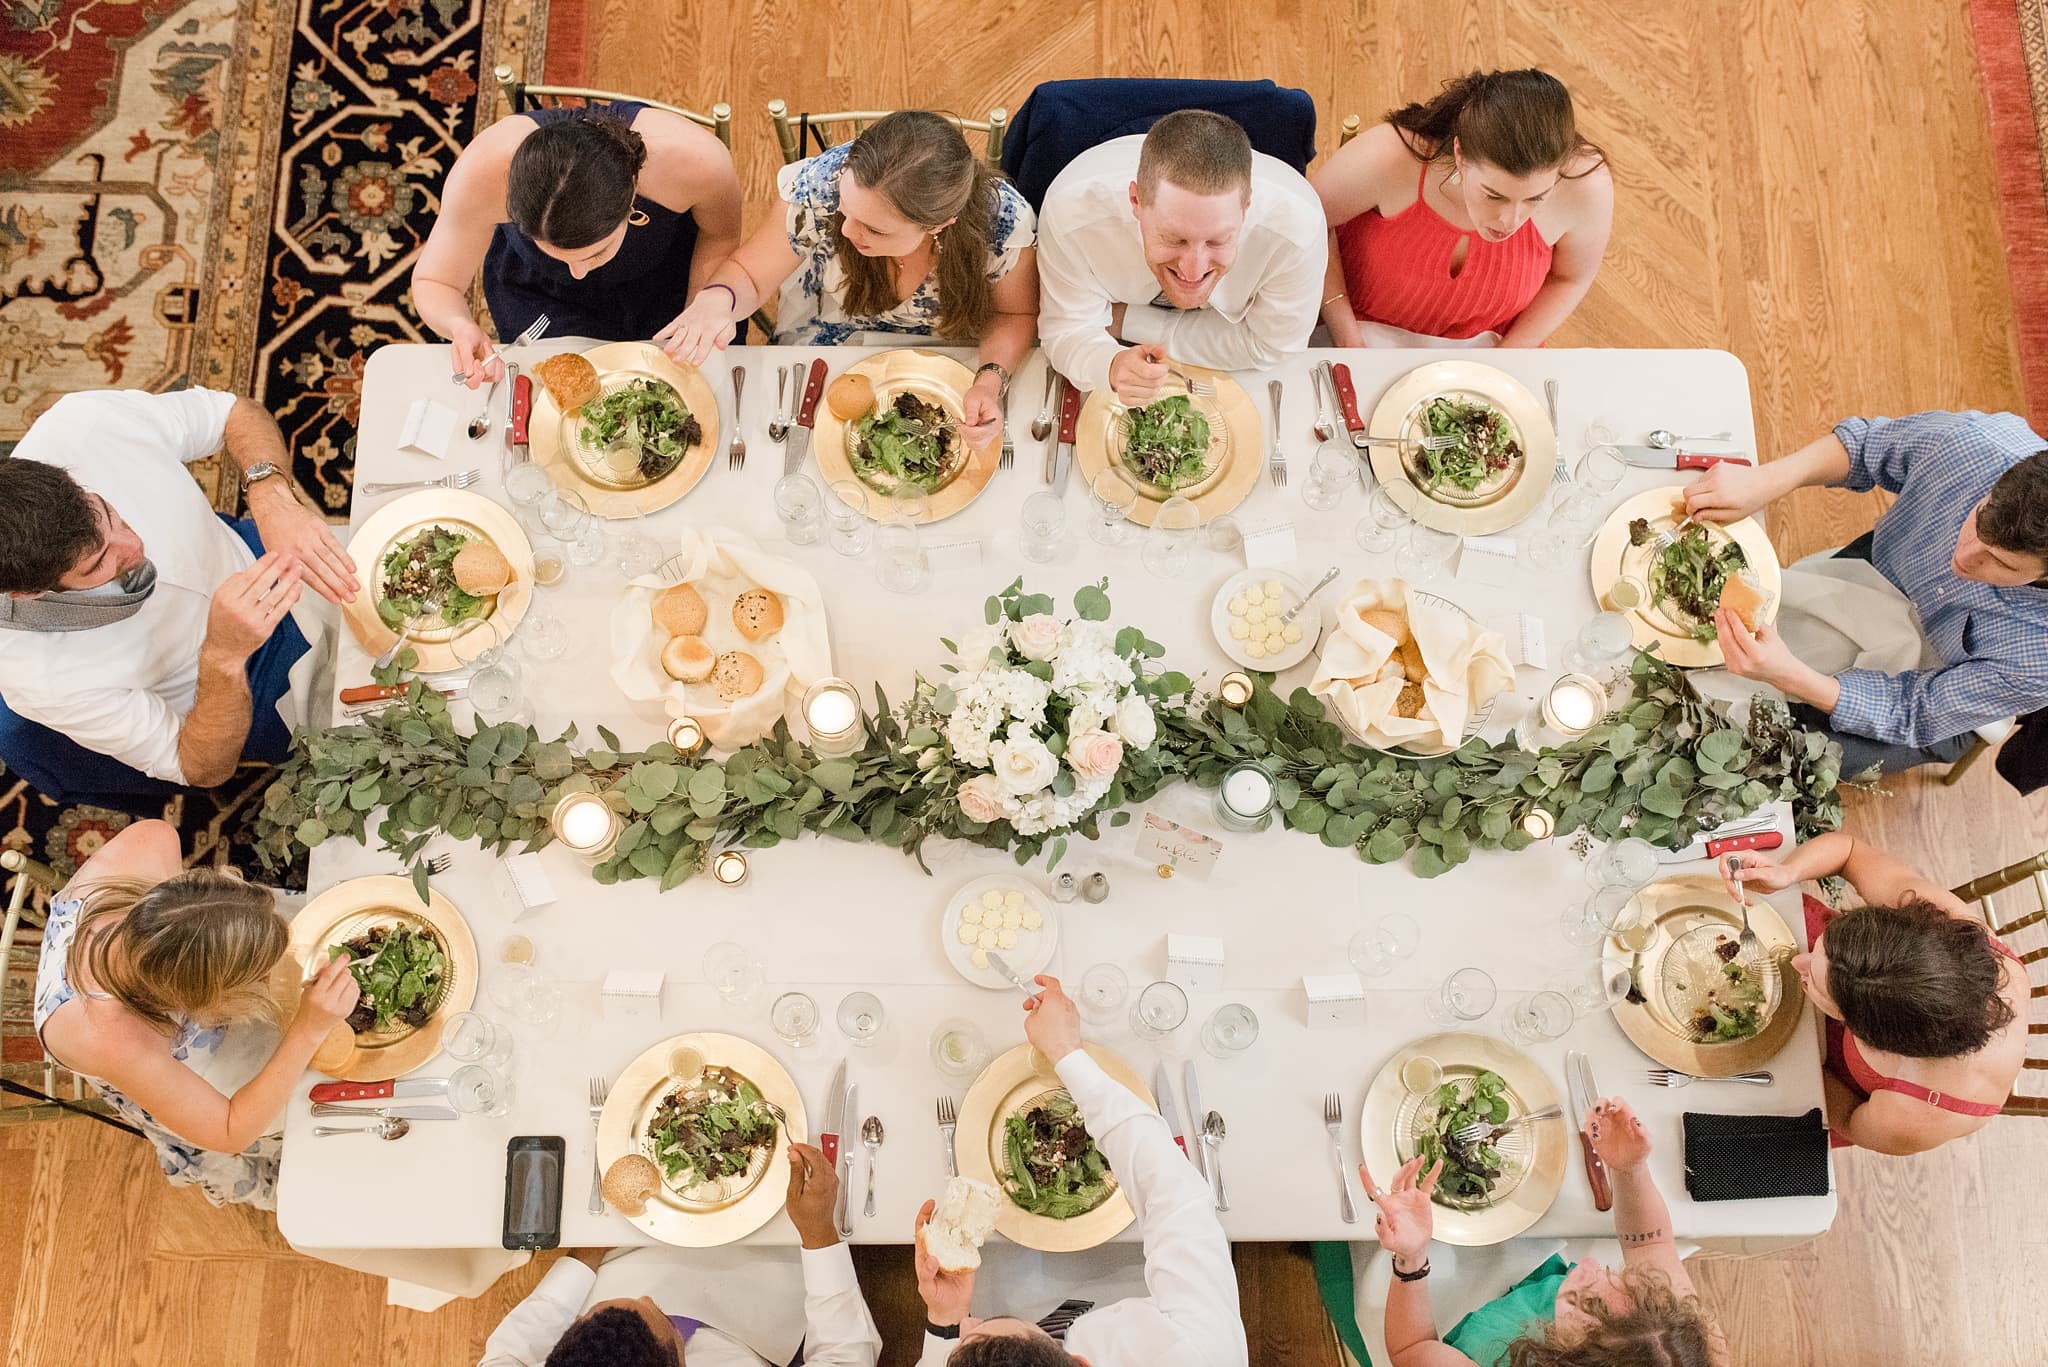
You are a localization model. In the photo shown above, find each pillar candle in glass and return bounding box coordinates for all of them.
[802,677,863,756]
[666,715,706,757]
[1541,672,1607,737]
[1215,760,1276,832]
[711,850,750,887]
[551,792,620,860]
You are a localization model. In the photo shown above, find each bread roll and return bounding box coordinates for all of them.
[1359,607,1408,643]
[1718,574,1766,634]
[1396,681,1427,719]
[731,587,784,642]
[712,650,765,701]
[1395,637,1427,684]
[534,353,602,412]
[601,1155,662,1216]
[921,1176,1002,1273]
[651,583,708,636]
[826,373,875,422]
[661,634,715,683]
[451,542,513,596]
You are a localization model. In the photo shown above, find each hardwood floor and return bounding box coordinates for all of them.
[5,2,2046,1364]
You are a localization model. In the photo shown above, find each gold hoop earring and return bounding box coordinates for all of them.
[626,208,650,228]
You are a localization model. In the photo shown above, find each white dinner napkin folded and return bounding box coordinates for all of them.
[1310,577,1514,751]
[609,525,832,750]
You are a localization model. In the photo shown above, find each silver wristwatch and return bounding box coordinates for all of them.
[243,460,283,489]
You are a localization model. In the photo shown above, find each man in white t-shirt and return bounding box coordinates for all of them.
[1036,110,1326,404]
[0,388,357,791]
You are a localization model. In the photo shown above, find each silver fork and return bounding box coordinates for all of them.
[1546,379,1570,485]
[1322,1092,1355,1223]
[587,1075,610,1214]
[937,1095,959,1177]
[768,365,793,443]
[728,366,748,472]
[419,854,453,877]
[357,469,480,496]
[450,314,552,385]
[1168,366,1217,397]
[999,430,1014,470]
[1646,1068,1774,1088]
[1450,1103,1563,1149]
[1267,380,1287,487]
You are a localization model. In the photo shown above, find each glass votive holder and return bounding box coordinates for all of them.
[1217,671,1254,708]
[1541,672,1608,737]
[802,676,864,756]
[666,714,707,756]
[1214,759,1276,833]
[551,792,620,861]
[1519,807,1557,840]
[930,1018,991,1079]
[1201,1003,1260,1058]
[710,849,749,887]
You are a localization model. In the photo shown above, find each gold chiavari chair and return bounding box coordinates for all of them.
[766,99,1008,168]
[0,850,132,1131]
[492,64,733,147]
[1339,114,1362,147]
[1950,850,2048,1116]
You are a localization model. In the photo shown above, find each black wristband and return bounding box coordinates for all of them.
[1392,1257,1432,1282]
[925,1322,963,1341]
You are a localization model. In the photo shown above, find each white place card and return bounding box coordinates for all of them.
[498,853,557,915]
[1303,973,1368,1029]
[602,969,664,1022]
[1518,615,1548,669]
[397,398,460,460]
[1165,933,1226,991]
[925,538,984,572]
[1459,534,1519,586]
[1133,811,1221,881]
[1239,522,1299,568]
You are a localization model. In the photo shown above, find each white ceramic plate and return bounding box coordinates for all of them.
[942,875,1058,990]
[1210,568,1319,671]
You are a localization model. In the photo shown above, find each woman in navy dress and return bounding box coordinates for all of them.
[413,103,743,386]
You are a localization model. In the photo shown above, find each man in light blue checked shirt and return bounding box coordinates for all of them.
[1682,409,2048,775]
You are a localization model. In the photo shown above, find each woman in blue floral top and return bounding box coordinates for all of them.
[33,821,359,1209]
[662,110,1038,448]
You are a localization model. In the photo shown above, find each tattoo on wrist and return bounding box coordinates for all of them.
[1618,1229,1666,1245]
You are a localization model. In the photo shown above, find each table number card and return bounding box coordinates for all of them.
[1459,534,1519,586]
[1239,521,1299,568]
[1134,811,1222,881]
[1303,974,1368,1029]
[602,970,664,1023]
[397,398,460,460]
[1165,933,1227,990]
[925,538,985,572]
[498,853,558,918]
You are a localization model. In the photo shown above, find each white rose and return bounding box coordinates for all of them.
[1114,694,1157,750]
[1066,699,1105,741]
[917,747,944,770]
[989,732,1060,795]
[956,774,1008,823]
[1066,730,1125,781]
[955,626,1005,672]
[1009,614,1064,661]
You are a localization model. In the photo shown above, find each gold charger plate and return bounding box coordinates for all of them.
[1603,874,1807,1077]
[956,1042,1153,1251]
[286,875,478,1082]
[1587,487,1782,669]
[528,341,719,515]
[1366,360,1554,535]
[812,349,998,525]
[1360,1032,1566,1247]
[596,1032,807,1247]
[342,489,535,673]
[1073,365,1262,527]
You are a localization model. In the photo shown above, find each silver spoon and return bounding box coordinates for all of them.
[313,1117,411,1140]
[768,365,793,443]
[861,1115,884,1217]
[1030,366,1058,442]
[1646,428,1733,449]
[467,372,504,441]
[1202,1111,1229,1212]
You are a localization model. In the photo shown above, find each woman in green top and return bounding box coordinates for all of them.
[1361,1096,1727,1366]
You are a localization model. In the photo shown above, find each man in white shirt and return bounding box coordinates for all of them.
[1036,110,1327,404]
[0,388,356,789]
[478,1142,879,1367]
[911,977,1247,1367]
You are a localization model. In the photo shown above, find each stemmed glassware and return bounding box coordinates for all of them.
[1347,911,1422,977]
[1077,963,1129,1025]
[1503,989,1576,1046]
[539,488,604,567]
[1355,485,1410,555]
[601,496,663,579]
[703,941,764,1007]
[876,517,930,594]
[1018,491,1067,564]
[1088,469,1138,546]
[1561,611,1636,675]
[774,473,824,545]
[836,991,886,1046]
[826,480,873,557]
[1397,524,1460,582]
[1140,496,1199,577]
[451,617,529,725]
[1130,980,1188,1040]
[1201,1003,1260,1058]
[1561,883,1643,948]
[1423,967,1497,1026]
[1301,442,1355,512]
[771,991,821,1048]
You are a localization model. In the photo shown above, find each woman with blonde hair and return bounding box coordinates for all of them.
[33,820,357,1209]
[660,109,1038,450]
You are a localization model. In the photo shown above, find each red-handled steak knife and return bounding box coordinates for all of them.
[1332,364,1367,449]
[509,370,532,453]
[309,1077,449,1103]
[1053,378,1083,495]
[785,358,828,476]
[1703,829,1782,859]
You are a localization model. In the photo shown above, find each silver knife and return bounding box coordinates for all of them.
[1154,1062,1191,1164]
[821,1058,848,1177]
[1042,374,1064,485]
[1181,1060,1207,1178]
[1053,371,1081,496]
[983,950,1038,995]
[786,358,826,476]
[835,1080,857,1238]
[1564,1051,1613,1212]
[1653,811,1782,863]
[1617,445,1752,470]
[307,1102,459,1120]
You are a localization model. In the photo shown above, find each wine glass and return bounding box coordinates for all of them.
[1088,468,1138,546]
[774,473,824,545]
[1553,959,1634,1016]
[1561,884,1643,948]
[1347,911,1421,978]
[1397,524,1460,582]
[503,459,555,508]
[836,991,885,1046]
[539,489,599,566]
[827,480,874,557]
[1503,989,1576,1046]
[1585,836,1659,890]
[875,518,930,594]
[1575,445,1627,494]
[1301,442,1355,512]
[771,991,821,1048]
[498,963,562,1030]
[1201,1003,1260,1058]
[442,1010,513,1069]
[703,941,764,1006]
[1562,611,1636,675]
[1018,491,1067,564]
[1076,963,1129,1025]
[1129,980,1188,1040]
[1140,496,1199,577]
[1423,967,1497,1026]
[1355,485,1409,555]
[601,496,664,579]
[1204,514,1243,555]
[516,598,570,662]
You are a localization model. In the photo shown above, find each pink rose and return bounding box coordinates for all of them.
[1010,614,1065,662]
[957,774,1008,823]
[1066,730,1125,781]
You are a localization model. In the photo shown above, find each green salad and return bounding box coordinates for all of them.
[1418,397,1521,492]
[1002,1092,1115,1219]
[647,1066,780,1190]
[581,378,702,480]
[1121,395,1213,489]
[377,525,483,629]
[329,925,446,1035]
[1415,1070,1513,1206]
[1693,937,1769,1041]
[853,391,958,492]
[1629,518,1749,642]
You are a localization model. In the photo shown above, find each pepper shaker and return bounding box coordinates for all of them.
[1081,872,1110,903]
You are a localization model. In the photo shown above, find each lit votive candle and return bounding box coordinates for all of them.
[1215,760,1276,832]
[1541,672,1607,737]
[666,715,706,756]
[802,677,863,756]
[1217,671,1254,708]
[551,792,620,859]
[711,850,749,887]
[1519,808,1556,840]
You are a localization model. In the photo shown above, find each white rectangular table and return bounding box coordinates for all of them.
[279,343,1834,1253]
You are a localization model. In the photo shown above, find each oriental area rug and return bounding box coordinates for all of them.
[1972,0,2048,420]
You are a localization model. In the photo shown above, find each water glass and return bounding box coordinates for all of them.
[1204,514,1243,555]
[1585,836,1659,890]
[602,496,664,579]
[1551,487,1605,541]
[774,473,824,545]
[503,460,554,508]
[1575,444,1628,494]
[1347,911,1421,978]
[771,991,821,1048]
[1554,959,1634,1015]
[517,600,570,662]
[703,941,764,1006]
[1077,963,1129,1025]
[1503,989,1577,1046]
[1301,442,1355,512]
[1130,980,1189,1040]
[930,1018,991,1079]
[827,480,874,557]
[450,615,512,672]
[1561,611,1637,675]
[1584,416,1618,448]
[1355,485,1409,555]
[539,488,600,566]
[1088,468,1138,546]
[876,519,930,594]
[836,990,886,1046]
[494,963,562,1030]
[1423,967,1497,1026]
[1397,523,1460,582]
[1018,490,1067,564]
[1561,883,1642,948]
[1201,1003,1260,1058]
[442,1010,513,1069]
[1141,496,1199,577]
[449,1062,514,1118]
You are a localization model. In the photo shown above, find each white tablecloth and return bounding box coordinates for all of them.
[278,343,1834,1252]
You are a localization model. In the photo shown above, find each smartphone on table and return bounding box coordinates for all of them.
[503,1135,564,1250]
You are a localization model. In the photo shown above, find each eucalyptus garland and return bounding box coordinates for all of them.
[256,612,1843,897]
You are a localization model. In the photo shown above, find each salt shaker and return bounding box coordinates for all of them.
[1050,872,1080,903]
[1081,872,1110,904]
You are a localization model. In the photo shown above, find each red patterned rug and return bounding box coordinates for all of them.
[1972,0,2048,420]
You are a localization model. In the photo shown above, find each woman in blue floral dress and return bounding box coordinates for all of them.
[661,110,1038,449]
[33,821,359,1210]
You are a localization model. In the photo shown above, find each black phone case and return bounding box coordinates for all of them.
[502,1135,565,1250]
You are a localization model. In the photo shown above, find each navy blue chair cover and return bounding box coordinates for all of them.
[999,77,1318,211]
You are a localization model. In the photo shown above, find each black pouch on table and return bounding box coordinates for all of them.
[1681,1108,1831,1201]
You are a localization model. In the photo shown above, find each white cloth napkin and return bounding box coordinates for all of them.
[609,525,832,750]
[1776,549,1938,677]
[1310,577,1515,751]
